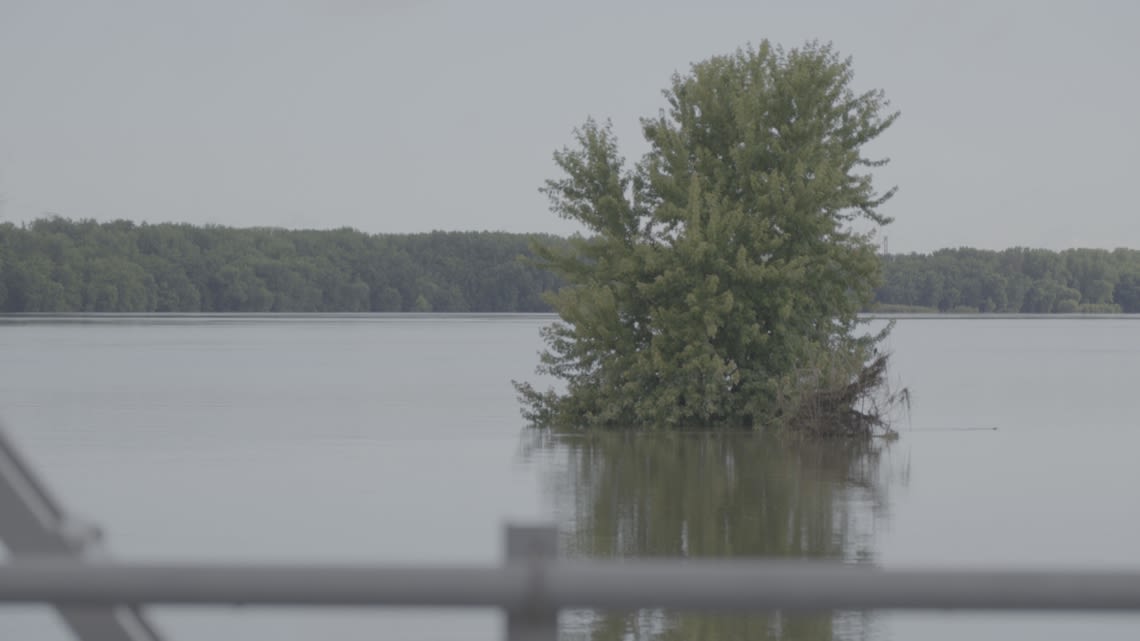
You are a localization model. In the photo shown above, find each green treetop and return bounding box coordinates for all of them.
[515,40,903,435]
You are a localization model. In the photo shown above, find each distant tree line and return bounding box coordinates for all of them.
[3,218,1140,314]
[0,217,563,313]
[876,247,1140,313]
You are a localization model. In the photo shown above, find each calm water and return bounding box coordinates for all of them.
[1,314,1139,640]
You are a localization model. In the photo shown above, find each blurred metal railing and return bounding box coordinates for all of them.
[4,424,1140,641]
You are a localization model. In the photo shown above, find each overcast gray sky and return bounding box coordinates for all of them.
[1,1,1136,253]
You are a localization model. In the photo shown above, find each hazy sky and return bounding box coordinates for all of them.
[1,1,1136,253]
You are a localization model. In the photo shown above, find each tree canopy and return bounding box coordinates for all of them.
[514,41,903,435]
[4,218,1140,317]
[0,218,562,313]
[875,247,1140,313]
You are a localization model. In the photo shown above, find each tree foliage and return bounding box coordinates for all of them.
[875,247,1140,313]
[5,218,1140,318]
[0,218,562,313]
[514,41,902,434]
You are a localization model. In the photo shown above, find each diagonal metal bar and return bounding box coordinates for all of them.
[0,423,164,641]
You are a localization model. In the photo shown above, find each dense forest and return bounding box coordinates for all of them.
[2,217,1140,313]
[0,217,563,313]
[878,247,1140,313]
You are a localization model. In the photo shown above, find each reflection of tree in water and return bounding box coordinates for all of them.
[535,433,896,641]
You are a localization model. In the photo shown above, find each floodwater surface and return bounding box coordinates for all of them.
[1,314,1138,640]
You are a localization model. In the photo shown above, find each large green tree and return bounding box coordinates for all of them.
[515,40,900,434]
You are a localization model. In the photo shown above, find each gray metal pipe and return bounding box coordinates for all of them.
[549,561,1140,612]
[0,562,531,607]
[3,560,1140,612]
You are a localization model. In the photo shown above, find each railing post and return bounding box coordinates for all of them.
[504,524,558,641]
